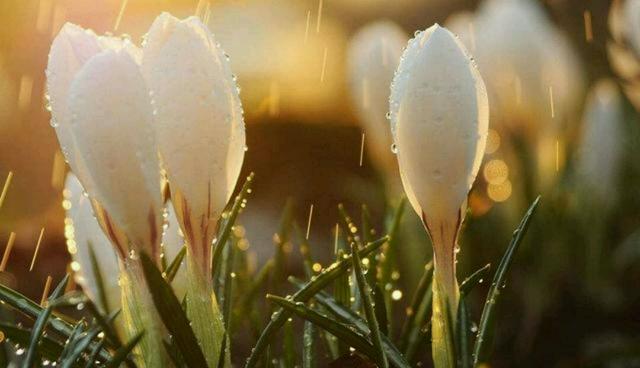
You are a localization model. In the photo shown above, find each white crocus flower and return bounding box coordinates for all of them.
[608,0,640,110]
[48,24,163,259]
[347,21,407,186]
[576,80,625,207]
[141,13,246,275]
[447,0,583,135]
[390,24,488,367]
[64,174,188,314]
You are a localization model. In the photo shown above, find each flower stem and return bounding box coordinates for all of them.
[120,260,171,367]
[185,250,229,367]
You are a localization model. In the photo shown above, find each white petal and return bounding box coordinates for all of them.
[142,13,245,256]
[391,24,488,223]
[577,80,624,205]
[47,23,102,175]
[68,48,163,255]
[348,21,406,177]
[64,174,121,311]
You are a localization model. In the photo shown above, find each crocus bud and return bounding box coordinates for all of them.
[64,173,188,312]
[447,0,584,136]
[141,13,246,274]
[576,80,625,207]
[64,173,120,313]
[390,25,488,366]
[47,24,163,259]
[608,0,640,110]
[347,21,407,183]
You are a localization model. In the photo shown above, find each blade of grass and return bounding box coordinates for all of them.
[398,262,433,352]
[457,298,471,368]
[302,320,315,368]
[23,274,69,367]
[472,196,541,365]
[266,295,378,362]
[85,339,105,368]
[372,285,388,336]
[244,235,389,368]
[459,264,491,297]
[292,282,411,368]
[211,173,254,282]
[88,241,110,314]
[0,323,65,362]
[139,252,209,368]
[60,326,102,368]
[165,246,186,283]
[351,242,388,368]
[104,332,144,368]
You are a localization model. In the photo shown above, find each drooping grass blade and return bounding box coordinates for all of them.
[139,252,209,368]
[472,196,541,365]
[351,242,388,368]
[244,236,389,368]
[292,282,411,368]
[457,298,471,368]
[266,295,378,362]
[302,320,315,368]
[459,264,491,297]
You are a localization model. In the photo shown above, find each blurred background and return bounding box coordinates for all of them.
[2,0,640,366]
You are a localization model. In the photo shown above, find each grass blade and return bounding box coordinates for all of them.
[60,326,102,368]
[472,196,541,365]
[23,274,69,367]
[294,283,411,368]
[139,252,209,368]
[398,262,433,352]
[244,236,389,368]
[88,241,110,314]
[266,295,378,361]
[104,332,144,368]
[0,323,65,362]
[457,298,471,368]
[302,321,315,368]
[211,173,254,281]
[165,246,186,283]
[459,264,491,297]
[351,242,388,368]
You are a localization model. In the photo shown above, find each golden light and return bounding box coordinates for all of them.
[483,159,509,185]
[487,180,512,202]
[485,129,501,154]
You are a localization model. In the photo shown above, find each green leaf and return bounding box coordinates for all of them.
[139,252,209,368]
[398,262,433,353]
[351,242,388,368]
[23,274,69,368]
[60,326,102,368]
[431,278,456,368]
[372,285,388,336]
[104,332,144,368]
[459,264,491,297]
[85,339,105,368]
[244,235,389,368]
[165,246,187,283]
[473,196,541,366]
[302,321,315,368]
[293,283,411,368]
[88,241,110,314]
[0,323,65,362]
[266,296,378,362]
[457,298,471,368]
[211,173,255,282]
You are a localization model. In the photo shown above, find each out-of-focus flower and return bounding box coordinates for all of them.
[347,21,407,184]
[141,13,245,275]
[608,0,640,110]
[576,80,625,207]
[47,24,162,258]
[64,174,187,311]
[207,0,348,123]
[447,0,584,136]
[390,25,488,366]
